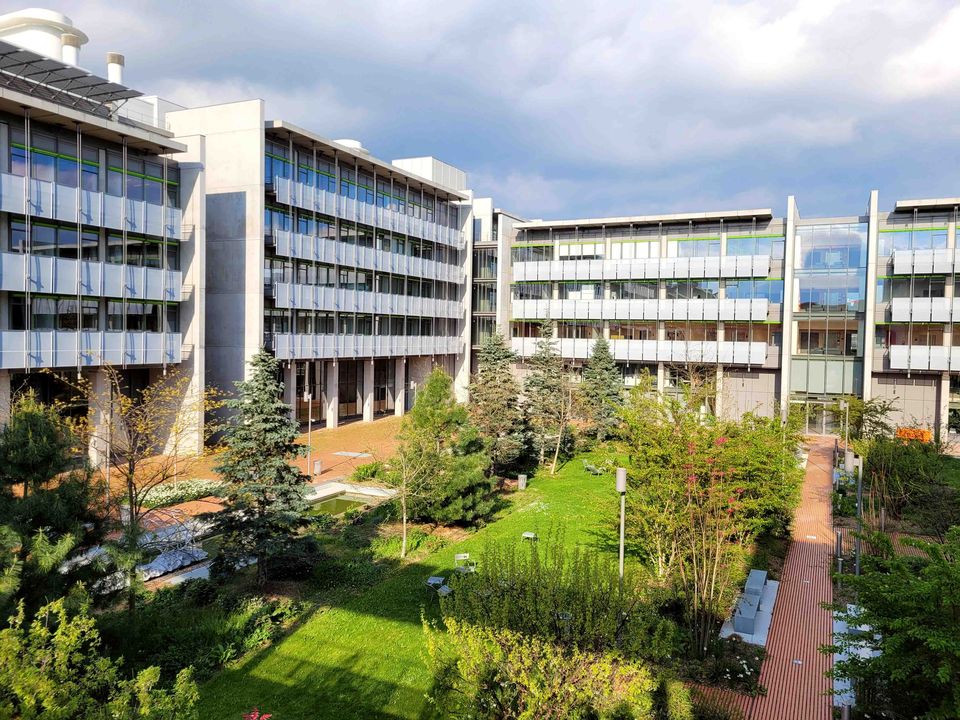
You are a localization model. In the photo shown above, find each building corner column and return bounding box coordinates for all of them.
[862,189,880,402]
[394,357,406,417]
[362,358,375,422]
[0,370,10,425]
[284,361,297,420]
[87,368,111,470]
[325,360,339,429]
[779,195,798,423]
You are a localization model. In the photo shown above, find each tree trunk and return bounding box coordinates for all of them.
[126,464,137,614]
[400,493,408,559]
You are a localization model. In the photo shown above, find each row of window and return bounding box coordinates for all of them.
[511,279,784,303]
[263,309,458,337]
[8,125,180,207]
[511,320,782,343]
[876,276,960,301]
[7,219,180,269]
[9,295,179,332]
[264,207,460,265]
[264,142,458,230]
[878,228,950,255]
[263,258,459,299]
[510,235,786,262]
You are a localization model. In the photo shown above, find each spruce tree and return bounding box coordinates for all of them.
[581,336,623,441]
[390,369,494,556]
[214,350,308,585]
[524,320,569,470]
[468,333,526,475]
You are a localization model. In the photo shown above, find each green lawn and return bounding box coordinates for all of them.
[197,459,619,719]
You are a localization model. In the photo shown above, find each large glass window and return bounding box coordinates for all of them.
[609,322,655,340]
[666,280,719,299]
[558,242,604,261]
[556,321,601,339]
[511,244,553,262]
[725,279,784,304]
[796,223,867,270]
[472,283,497,312]
[512,283,552,300]
[667,238,720,258]
[610,240,659,260]
[879,227,948,255]
[473,248,497,280]
[726,234,785,259]
[610,281,658,300]
[558,283,600,300]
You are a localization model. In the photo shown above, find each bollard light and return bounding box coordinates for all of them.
[616,467,627,494]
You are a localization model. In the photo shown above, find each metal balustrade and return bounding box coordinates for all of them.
[272,333,462,360]
[0,172,182,240]
[511,337,767,365]
[273,176,462,249]
[0,251,181,302]
[511,298,768,322]
[511,255,770,282]
[0,330,181,369]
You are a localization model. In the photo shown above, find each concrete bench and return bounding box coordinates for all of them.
[734,594,760,634]
[745,569,768,597]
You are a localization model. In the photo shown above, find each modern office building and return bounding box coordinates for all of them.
[163,103,470,427]
[504,193,960,437]
[0,9,205,454]
[1,6,957,447]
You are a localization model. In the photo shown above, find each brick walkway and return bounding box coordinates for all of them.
[698,437,836,719]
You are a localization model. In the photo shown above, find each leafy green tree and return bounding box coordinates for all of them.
[214,349,309,585]
[829,394,897,441]
[0,390,75,498]
[425,617,656,719]
[829,528,960,719]
[524,320,571,472]
[620,375,803,656]
[388,369,494,557]
[0,595,198,719]
[579,336,623,441]
[468,333,527,474]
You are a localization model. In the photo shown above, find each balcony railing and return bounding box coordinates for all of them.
[889,344,960,372]
[511,255,770,282]
[272,333,462,360]
[0,330,181,370]
[272,282,462,319]
[273,229,463,284]
[889,297,960,323]
[0,172,182,240]
[511,337,767,365]
[273,177,462,249]
[0,251,181,302]
[891,248,959,275]
[510,298,768,322]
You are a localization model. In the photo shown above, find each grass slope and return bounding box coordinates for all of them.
[197,459,618,720]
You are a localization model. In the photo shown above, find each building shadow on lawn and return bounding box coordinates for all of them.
[201,645,433,720]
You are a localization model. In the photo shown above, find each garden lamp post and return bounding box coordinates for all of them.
[616,467,627,595]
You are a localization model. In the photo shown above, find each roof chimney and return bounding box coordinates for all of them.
[106,52,124,84]
[60,32,81,65]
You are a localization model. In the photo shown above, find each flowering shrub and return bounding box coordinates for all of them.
[895,427,933,443]
[243,709,272,720]
[142,478,226,508]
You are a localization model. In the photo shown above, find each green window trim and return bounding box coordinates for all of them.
[726,233,785,239]
[11,142,99,168]
[879,227,948,233]
[511,243,554,248]
[609,237,660,244]
[666,236,721,242]
[107,166,178,186]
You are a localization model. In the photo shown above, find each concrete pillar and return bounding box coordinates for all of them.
[325,360,339,429]
[87,368,111,470]
[362,358,375,422]
[779,195,799,423]
[284,361,297,420]
[394,357,406,417]
[938,372,951,440]
[862,190,879,401]
[0,370,10,425]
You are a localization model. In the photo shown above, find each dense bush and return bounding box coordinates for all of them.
[98,579,302,682]
[441,532,680,664]
[661,678,694,720]
[425,617,657,719]
[267,535,325,581]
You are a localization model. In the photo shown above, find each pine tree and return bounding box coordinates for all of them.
[524,320,570,472]
[390,369,494,557]
[580,336,623,441]
[214,350,308,585]
[469,333,526,474]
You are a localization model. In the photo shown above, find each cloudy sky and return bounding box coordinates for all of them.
[52,0,960,221]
